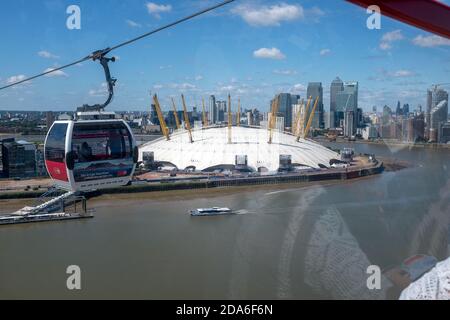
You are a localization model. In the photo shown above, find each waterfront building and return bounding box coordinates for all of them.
[362,125,378,140]
[344,111,355,137]
[246,111,253,126]
[307,82,324,129]
[427,87,448,139]
[440,122,450,144]
[216,100,227,123]
[324,111,330,129]
[330,77,344,128]
[430,100,448,142]
[271,93,300,130]
[409,113,426,142]
[208,95,217,124]
[336,81,358,132]
[291,103,304,133]
[150,103,159,125]
[1,139,37,178]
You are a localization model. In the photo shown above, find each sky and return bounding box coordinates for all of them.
[0,0,449,112]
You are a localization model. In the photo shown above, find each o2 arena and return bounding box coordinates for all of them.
[139,126,340,173]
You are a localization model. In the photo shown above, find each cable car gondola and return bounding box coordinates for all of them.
[44,51,138,192]
[0,2,237,192]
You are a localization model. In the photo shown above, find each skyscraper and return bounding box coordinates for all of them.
[216,100,227,122]
[306,82,324,129]
[330,77,344,128]
[396,101,402,115]
[427,87,448,140]
[344,111,355,137]
[430,100,448,142]
[208,95,217,124]
[270,93,301,130]
[336,81,358,134]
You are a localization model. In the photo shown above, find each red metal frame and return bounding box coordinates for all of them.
[347,0,450,38]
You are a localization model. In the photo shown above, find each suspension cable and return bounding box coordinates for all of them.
[0,0,235,91]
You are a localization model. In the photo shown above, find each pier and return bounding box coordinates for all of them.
[0,191,94,226]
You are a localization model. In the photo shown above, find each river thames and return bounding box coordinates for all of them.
[0,142,449,299]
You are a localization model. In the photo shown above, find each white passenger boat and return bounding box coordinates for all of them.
[190,207,233,216]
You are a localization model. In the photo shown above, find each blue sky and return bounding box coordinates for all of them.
[0,0,449,112]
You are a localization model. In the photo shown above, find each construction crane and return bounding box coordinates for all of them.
[228,94,232,144]
[202,97,208,128]
[304,96,319,139]
[237,98,241,127]
[181,94,194,143]
[153,94,170,140]
[171,97,181,130]
[431,83,450,90]
[296,97,312,142]
[268,95,280,144]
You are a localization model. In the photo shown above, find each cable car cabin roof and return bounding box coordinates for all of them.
[75,111,117,120]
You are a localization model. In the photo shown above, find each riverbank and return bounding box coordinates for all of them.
[0,157,385,201]
[314,136,450,150]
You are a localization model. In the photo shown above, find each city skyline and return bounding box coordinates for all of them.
[0,0,450,112]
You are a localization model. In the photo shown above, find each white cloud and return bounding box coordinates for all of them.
[126,19,141,28]
[179,83,196,90]
[412,34,450,47]
[219,85,235,92]
[159,65,172,70]
[38,50,59,59]
[379,30,403,50]
[44,68,68,77]
[273,69,298,75]
[381,30,403,42]
[389,70,416,78]
[89,83,108,97]
[379,42,391,50]
[170,82,197,91]
[232,3,303,27]
[146,2,172,18]
[153,84,164,90]
[374,69,417,80]
[305,6,325,22]
[291,83,306,92]
[6,74,28,84]
[320,48,331,56]
[253,47,286,60]
[195,75,203,81]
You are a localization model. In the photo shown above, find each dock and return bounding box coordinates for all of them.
[0,190,94,226]
[0,212,93,226]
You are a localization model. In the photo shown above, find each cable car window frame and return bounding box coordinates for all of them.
[71,122,133,164]
[45,123,68,163]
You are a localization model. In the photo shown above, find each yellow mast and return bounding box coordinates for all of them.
[171,97,181,130]
[268,95,280,144]
[237,98,241,127]
[293,98,304,136]
[202,97,208,127]
[153,94,170,140]
[228,94,232,144]
[181,94,193,143]
[304,96,319,139]
[296,97,312,142]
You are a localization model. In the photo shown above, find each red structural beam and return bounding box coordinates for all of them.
[347,0,450,38]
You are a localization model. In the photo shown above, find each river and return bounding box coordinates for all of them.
[0,142,449,299]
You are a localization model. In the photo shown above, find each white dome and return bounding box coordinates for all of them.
[139,126,339,172]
